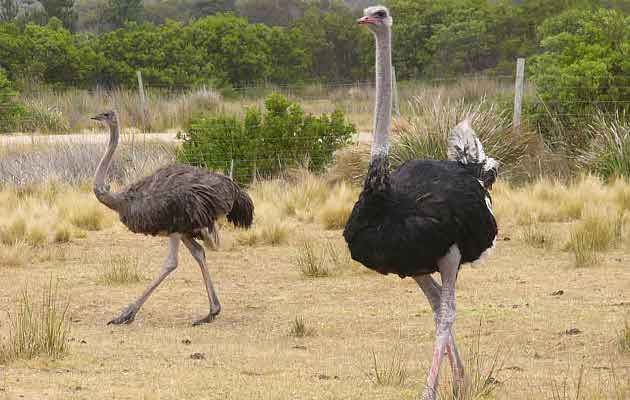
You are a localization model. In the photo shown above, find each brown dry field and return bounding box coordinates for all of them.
[1,180,629,400]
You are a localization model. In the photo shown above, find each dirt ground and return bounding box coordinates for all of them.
[0,214,629,399]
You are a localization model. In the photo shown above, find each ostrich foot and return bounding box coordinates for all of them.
[108,305,137,325]
[192,308,221,326]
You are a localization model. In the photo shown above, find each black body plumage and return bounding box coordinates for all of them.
[343,156,497,278]
[112,164,253,236]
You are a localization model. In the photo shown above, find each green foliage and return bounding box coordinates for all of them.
[0,1,628,88]
[39,0,78,30]
[105,0,144,29]
[529,7,630,148]
[0,0,18,22]
[0,67,25,132]
[577,111,630,179]
[177,93,355,183]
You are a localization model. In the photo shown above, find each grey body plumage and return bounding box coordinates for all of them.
[91,110,253,326]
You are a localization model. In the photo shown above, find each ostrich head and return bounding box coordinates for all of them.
[91,110,118,126]
[358,5,392,33]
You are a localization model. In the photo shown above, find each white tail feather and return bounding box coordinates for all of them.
[447,119,487,165]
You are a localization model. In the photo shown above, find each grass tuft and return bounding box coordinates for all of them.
[369,346,408,387]
[0,281,70,363]
[235,223,290,247]
[438,321,506,400]
[295,242,330,278]
[566,206,623,267]
[53,224,72,243]
[521,225,554,249]
[99,256,143,285]
[317,183,357,230]
[619,321,630,353]
[0,241,29,267]
[289,316,315,338]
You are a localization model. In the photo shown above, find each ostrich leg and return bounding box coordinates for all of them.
[420,245,461,400]
[414,274,465,395]
[109,234,181,325]
[182,235,221,326]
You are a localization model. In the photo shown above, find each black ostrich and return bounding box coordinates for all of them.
[92,111,254,326]
[343,6,498,399]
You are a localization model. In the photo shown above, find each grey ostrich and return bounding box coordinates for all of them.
[344,6,498,399]
[92,110,254,326]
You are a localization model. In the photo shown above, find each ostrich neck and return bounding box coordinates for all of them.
[362,27,392,194]
[371,28,392,160]
[94,123,122,211]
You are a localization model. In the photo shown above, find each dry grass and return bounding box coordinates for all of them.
[99,255,143,285]
[18,86,222,133]
[317,182,358,230]
[619,321,630,353]
[0,281,70,363]
[0,141,176,186]
[235,222,291,247]
[0,241,29,267]
[520,225,554,249]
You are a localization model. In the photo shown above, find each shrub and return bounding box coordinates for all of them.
[390,96,526,171]
[177,93,355,184]
[0,68,26,133]
[577,111,630,180]
[529,8,630,149]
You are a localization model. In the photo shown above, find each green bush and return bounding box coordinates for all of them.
[177,93,355,184]
[529,7,630,149]
[0,68,25,133]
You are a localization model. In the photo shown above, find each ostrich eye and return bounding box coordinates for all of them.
[374,10,386,18]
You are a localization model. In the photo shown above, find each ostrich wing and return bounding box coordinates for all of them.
[117,165,238,235]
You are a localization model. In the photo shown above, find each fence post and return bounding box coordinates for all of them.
[137,70,147,135]
[513,58,525,134]
[392,66,400,117]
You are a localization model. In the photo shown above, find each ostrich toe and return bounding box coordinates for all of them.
[108,305,137,325]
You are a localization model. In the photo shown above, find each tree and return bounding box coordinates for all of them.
[106,0,143,28]
[0,0,19,22]
[39,0,78,30]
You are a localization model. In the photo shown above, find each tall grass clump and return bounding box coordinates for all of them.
[0,241,29,267]
[521,225,554,249]
[369,345,408,387]
[438,321,506,400]
[577,110,630,180]
[566,205,623,267]
[390,97,527,171]
[289,316,315,338]
[295,241,329,277]
[619,321,630,353]
[0,282,70,362]
[317,182,358,229]
[99,256,143,285]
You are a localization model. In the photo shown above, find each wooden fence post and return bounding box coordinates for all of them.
[137,71,147,135]
[513,58,525,134]
[392,67,400,117]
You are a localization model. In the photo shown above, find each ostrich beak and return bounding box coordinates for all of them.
[358,16,377,25]
[91,114,104,121]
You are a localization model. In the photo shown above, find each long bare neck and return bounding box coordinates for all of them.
[371,27,392,160]
[94,122,122,210]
